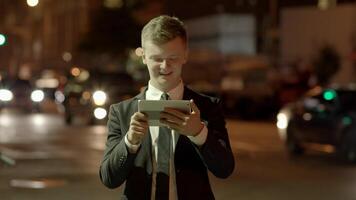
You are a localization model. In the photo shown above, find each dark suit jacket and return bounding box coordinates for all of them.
[100,86,235,200]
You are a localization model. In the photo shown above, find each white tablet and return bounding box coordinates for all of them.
[138,100,191,126]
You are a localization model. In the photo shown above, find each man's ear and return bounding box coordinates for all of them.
[135,47,146,64]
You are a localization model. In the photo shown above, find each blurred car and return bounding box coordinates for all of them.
[0,77,45,112]
[221,56,277,119]
[34,69,61,100]
[58,68,138,125]
[276,85,356,162]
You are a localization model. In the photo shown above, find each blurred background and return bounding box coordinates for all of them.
[1,0,356,199]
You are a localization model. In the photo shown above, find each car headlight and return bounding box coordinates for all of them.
[54,90,65,103]
[0,89,13,102]
[31,90,45,102]
[94,107,107,119]
[276,108,291,141]
[277,113,288,130]
[93,90,107,106]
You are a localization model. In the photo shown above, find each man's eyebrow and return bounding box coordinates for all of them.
[149,54,180,59]
[149,55,161,59]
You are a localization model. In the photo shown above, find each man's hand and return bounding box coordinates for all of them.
[127,112,149,145]
[160,99,204,136]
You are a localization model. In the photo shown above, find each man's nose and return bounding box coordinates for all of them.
[160,59,169,69]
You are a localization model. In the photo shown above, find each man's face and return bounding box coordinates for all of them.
[142,37,188,92]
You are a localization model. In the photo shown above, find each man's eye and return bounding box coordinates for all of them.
[168,57,180,62]
[153,58,163,62]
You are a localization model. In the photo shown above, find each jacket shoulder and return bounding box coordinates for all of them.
[185,87,220,105]
[110,96,139,114]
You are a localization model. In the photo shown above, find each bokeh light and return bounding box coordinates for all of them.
[27,0,39,7]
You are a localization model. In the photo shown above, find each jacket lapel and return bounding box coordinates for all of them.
[174,86,196,153]
[182,86,194,101]
[131,87,154,174]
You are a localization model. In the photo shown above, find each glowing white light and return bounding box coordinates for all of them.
[27,0,39,7]
[0,34,6,45]
[277,113,288,129]
[0,115,12,126]
[62,52,72,62]
[33,115,45,126]
[54,91,65,103]
[93,90,107,106]
[303,113,312,121]
[31,90,44,102]
[35,78,59,88]
[94,108,107,119]
[0,89,13,101]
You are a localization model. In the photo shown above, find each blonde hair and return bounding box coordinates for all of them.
[141,15,187,47]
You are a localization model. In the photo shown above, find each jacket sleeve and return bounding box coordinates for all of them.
[194,98,235,179]
[99,104,137,189]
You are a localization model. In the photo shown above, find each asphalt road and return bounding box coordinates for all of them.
[1,111,356,200]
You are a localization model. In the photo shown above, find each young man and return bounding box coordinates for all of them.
[100,15,235,200]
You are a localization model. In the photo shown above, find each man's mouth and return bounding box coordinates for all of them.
[159,72,172,76]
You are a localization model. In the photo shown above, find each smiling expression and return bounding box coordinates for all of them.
[142,37,188,92]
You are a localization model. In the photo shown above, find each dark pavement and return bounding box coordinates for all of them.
[1,111,356,200]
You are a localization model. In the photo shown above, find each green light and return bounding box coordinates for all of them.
[0,34,6,46]
[323,90,336,101]
[342,116,352,126]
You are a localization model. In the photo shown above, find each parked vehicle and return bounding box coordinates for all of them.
[58,68,138,125]
[221,56,277,119]
[276,85,356,162]
[0,77,45,112]
[34,69,61,100]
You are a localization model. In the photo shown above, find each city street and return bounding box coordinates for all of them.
[2,1,356,199]
[1,111,356,200]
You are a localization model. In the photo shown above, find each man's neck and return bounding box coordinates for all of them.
[147,79,184,101]
[150,81,181,93]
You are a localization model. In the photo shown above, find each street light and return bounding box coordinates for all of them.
[27,0,39,7]
[0,34,6,46]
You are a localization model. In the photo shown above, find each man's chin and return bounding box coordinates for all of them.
[155,79,179,90]
[158,74,174,82]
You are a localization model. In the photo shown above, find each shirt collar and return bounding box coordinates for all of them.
[146,80,184,100]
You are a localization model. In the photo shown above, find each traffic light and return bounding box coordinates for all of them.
[323,89,337,101]
[0,33,6,46]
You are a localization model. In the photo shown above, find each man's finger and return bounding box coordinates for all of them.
[133,112,148,121]
[160,112,185,124]
[163,108,188,119]
[160,119,181,131]
[131,120,148,128]
[131,126,147,133]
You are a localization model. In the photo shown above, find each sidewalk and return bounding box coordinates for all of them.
[0,155,123,200]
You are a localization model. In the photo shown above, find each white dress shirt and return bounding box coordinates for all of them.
[125,80,208,200]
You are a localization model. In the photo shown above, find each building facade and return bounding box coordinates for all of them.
[0,0,99,78]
